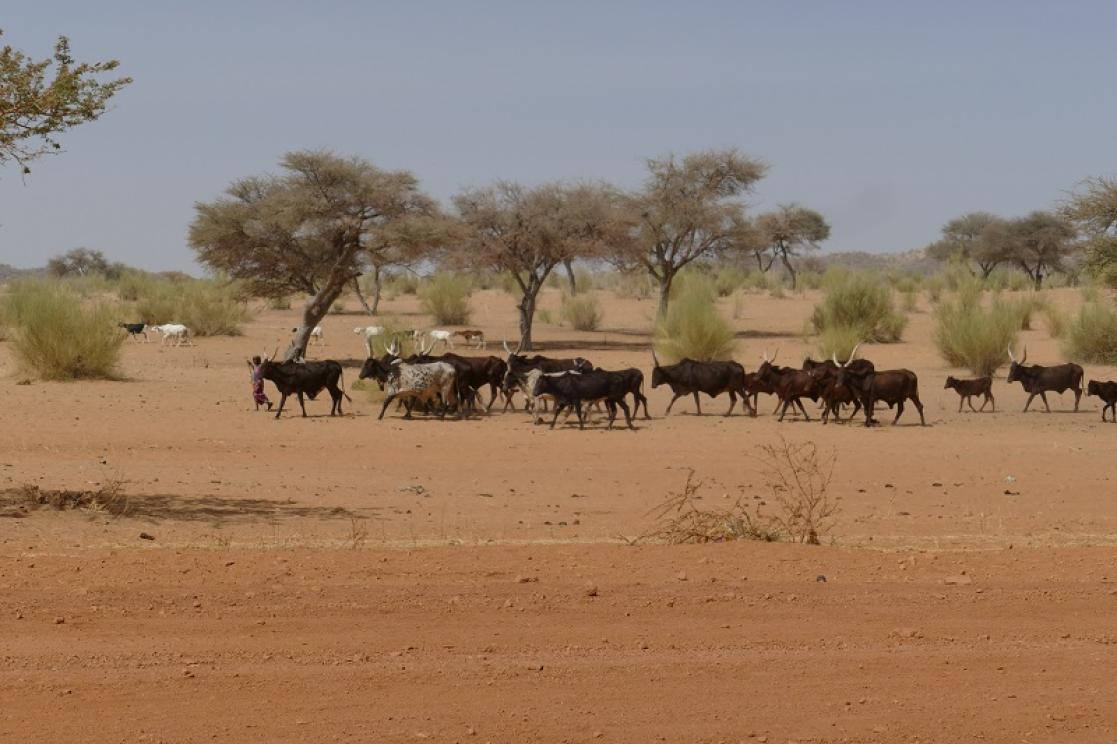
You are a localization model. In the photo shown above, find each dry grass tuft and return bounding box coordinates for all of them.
[5,478,129,516]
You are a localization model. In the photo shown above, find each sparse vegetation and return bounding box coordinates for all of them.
[811,271,907,343]
[129,275,250,336]
[5,479,129,516]
[639,440,839,545]
[1043,304,1068,338]
[654,278,736,362]
[419,274,472,325]
[560,292,603,331]
[2,279,124,379]
[932,286,1020,376]
[816,324,864,362]
[1064,301,1117,364]
[612,271,654,300]
[714,266,749,297]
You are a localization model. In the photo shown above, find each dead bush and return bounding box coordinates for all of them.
[640,469,780,544]
[4,478,129,517]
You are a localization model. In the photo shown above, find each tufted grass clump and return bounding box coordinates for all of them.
[560,292,603,331]
[654,279,736,362]
[1064,301,1117,364]
[932,289,1020,376]
[811,271,907,343]
[419,274,472,325]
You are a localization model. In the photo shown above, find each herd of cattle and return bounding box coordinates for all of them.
[250,334,1117,427]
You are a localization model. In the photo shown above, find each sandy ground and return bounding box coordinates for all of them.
[3,285,1117,741]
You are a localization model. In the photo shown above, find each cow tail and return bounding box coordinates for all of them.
[340,368,353,402]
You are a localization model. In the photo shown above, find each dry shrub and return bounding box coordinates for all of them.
[933,287,1020,376]
[419,274,472,324]
[6,479,129,516]
[613,271,654,300]
[815,324,863,362]
[811,271,906,343]
[1064,301,1117,364]
[131,276,250,335]
[1043,304,1068,338]
[640,469,780,544]
[754,439,840,544]
[560,292,603,330]
[640,440,840,545]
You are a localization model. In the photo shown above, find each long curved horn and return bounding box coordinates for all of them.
[771,348,779,364]
[651,347,661,367]
[271,345,279,361]
[832,351,840,365]
[1020,345,1027,364]
[503,339,513,355]
[844,342,861,367]
[762,349,769,363]
[1007,346,1016,363]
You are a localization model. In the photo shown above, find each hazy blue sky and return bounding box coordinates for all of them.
[2,1,1115,272]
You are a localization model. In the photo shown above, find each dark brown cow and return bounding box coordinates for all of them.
[944,375,994,413]
[1087,380,1117,422]
[1006,347,1083,412]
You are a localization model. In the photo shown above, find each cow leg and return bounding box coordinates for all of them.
[777,398,790,422]
[1040,391,1052,413]
[274,393,288,419]
[575,401,587,430]
[891,400,905,425]
[377,395,395,420]
[725,391,737,416]
[693,392,702,416]
[487,384,498,411]
[1022,393,1036,412]
[987,392,994,412]
[605,401,617,429]
[296,392,308,417]
[864,398,875,427]
[912,394,926,425]
[794,398,810,421]
[1074,387,1082,412]
[637,392,651,419]
[665,393,684,415]
[549,402,564,429]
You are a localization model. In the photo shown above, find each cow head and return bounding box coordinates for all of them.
[650,348,667,388]
[1006,346,1027,383]
[944,376,957,389]
[755,349,780,385]
[359,357,392,390]
[831,343,865,389]
[1088,380,1101,397]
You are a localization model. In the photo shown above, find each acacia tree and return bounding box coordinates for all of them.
[355,214,457,315]
[47,247,113,277]
[754,204,830,289]
[618,149,766,316]
[189,151,436,359]
[1066,177,1117,287]
[1,29,131,173]
[1005,211,1078,289]
[926,212,1009,278]
[453,181,628,350]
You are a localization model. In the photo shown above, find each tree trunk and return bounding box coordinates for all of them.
[518,288,539,351]
[979,262,996,279]
[563,259,577,294]
[656,270,675,319]
[352,277,374,315]
[370,265,382,314]
[287,276,353,361]
[781,252,797,290]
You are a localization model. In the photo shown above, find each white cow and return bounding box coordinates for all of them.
[151,323,191,347]
[292,325,324,345]
[353,325,385,355]
[425,329,454,351]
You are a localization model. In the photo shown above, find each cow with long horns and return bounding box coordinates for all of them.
[1005,347,1083,412]
[649,349,753,416]
[256,348,352,419]
[754,349,819,422]
[832,344,925,427]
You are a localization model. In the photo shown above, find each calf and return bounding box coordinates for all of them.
[258,356,351,419]
[501,341,593,409]
[650,351,752,416]
[454,329,486,349]
[1087,380,1117,422]
[119,322,149,342]
[944,375,994,413]
[532,369,636,430]
[1006,347,1083,412]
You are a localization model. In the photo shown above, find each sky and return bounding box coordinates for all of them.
[2,1,1116,272]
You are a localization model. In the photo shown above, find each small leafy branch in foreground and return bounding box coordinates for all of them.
[639,439,839,545]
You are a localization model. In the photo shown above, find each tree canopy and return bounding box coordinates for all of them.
[46,247,123,278]
[1006,211,1078,289]
[753,204,830,289]
[1066,178,1117,288]
[1,29,131,173]
[926,212,1009,278]
[189,150,437,358]
[452,181,629,350]
[614,149,767,316]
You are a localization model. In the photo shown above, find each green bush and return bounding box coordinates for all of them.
[1043,304,1068,338]
[924,274,945,304]
[536,308,554,324]
[2,280,124,380]
[385,272,420,296]
[1007,271,1033,292]
[1064,302,1117,364]
[900,288,918,313]
[932,290,1020,376]
[768,280,787,299]
[799,271,824,290]
[560,292,603,331]
[743,271,769,292]
[419,274,472,325]
[815,324,864,362]
[132,277,249,336]
[654,281,736,362]
[811,272,907,343]
[267,295,292,310]
[714,266,749,297]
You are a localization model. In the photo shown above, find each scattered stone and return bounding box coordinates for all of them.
[54,616,65,625]
[944,575,973,586]
[139,532,155,541]
[515,575,537,584]
[676,571,688,582]
[816,575,827,583]
[584,583,599,597]
[932,482,943,487]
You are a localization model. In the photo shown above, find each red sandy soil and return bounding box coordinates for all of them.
[2,286,1117,741]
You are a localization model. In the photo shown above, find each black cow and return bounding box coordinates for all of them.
[834,361,925,427]
[1087,380,1117,422]
[119,322,148,341]
[944,375,994,413]
[743,370,782,416]
[755,355,818,422]
[592,366,650,419]
[502,341,592,410]
[1005,347,1083,412]
[532,369,635,430]
[258,358,351,419]
[650,350,752,416]
[804,361,864,424]
[372,338,500,413]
